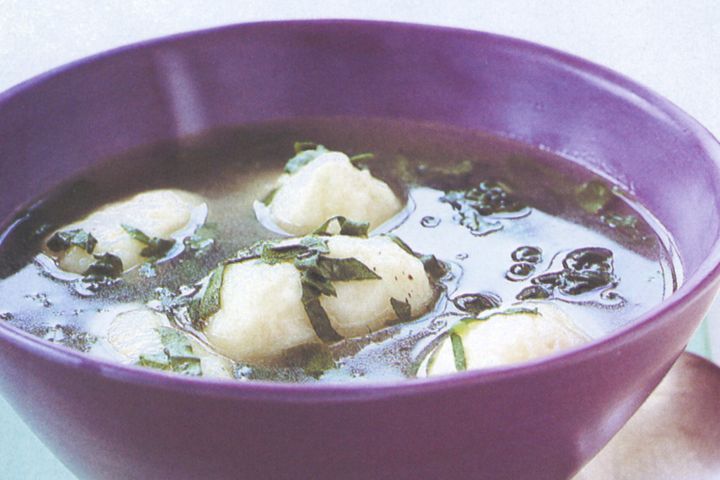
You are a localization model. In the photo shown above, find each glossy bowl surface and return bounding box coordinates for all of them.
[1,20,720,480]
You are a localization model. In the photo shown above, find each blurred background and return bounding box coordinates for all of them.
[1,1,718,477]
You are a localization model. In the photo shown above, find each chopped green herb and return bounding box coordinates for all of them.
[603,212,637,229]
[189,265,225,328]
[318,256,381,281]
[394,155,418,185]
[458,207,503,237]
[139,262,157,278]
[283,344,336,378]
[121,224,176,259]
[299,236,331,253]
[601,213,648,242]
[284,143,329,174]
[441,181,525,236]
[389,234,448,279]
[349,152,375,164]
[452,293,501,315]
[300,268,337,297]
[419,254,448,279]
[121,224,152,244]
[46,229,97,254]
[301,284,342,342]
[184,223,217,257]
[137,327,202,376]
[83,253,123,280]
[302,348,336,377]
[244,237,331,266]
[576,180,612,215]
[390,297,411,323]
[226,241,266,265]
[518,247,616,300]
[261,188,278,206]
[450,332,467,371]
[313,216,370,237]
[426,159,474,177]
[261,241,319,265]
[516,285,552,301]
[494,306,539,317]
[137,352,171,370]
[387,234,415,255]
[294,141,320,153]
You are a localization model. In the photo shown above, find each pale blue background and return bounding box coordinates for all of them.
[1,1,718,478]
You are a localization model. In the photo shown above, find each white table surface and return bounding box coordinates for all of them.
[1,1,719,478]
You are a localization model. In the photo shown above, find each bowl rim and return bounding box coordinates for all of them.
[2,18,720,402]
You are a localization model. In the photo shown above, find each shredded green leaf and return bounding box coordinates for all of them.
[601,212,648,242]
[294,141,319,153]
[137,327,202,376]
[284,143,329,174]
[46,229,97,254]
[121,224,176,259]
[261,239,324,265]
[450,332,467,371]
[453,308,539,330]
[300,268,337,297]
[419,254,448,279]
[313,216,370,237]
[301,284,342,342]
[184,223,217,257]
[494,306,539,317]
[440,181,525,236]
[576,180,613,214]
[390,297,411,323]
[349,152,375,164]
[299,236,331,253]
[121,224,152,244]
[136,352,170,370]
[83,253,123,280]
[427,159,474,177]
[389,235,447,279]
[225,241,266,265]
[318,256,381,281]
[261,188,277,206]
[387,234,415,255]
[394,155,418,185]
[189,265,225,328]
[282,344,336,378]
[302,348,336,377]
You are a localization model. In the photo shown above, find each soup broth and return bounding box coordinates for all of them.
[0,117,680,383]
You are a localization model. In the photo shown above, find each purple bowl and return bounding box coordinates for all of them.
[1,20,720,480]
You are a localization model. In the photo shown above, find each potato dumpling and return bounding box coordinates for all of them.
[204,235,435,363]
[423,304,588,376]
[107,308,232,378]
[44,189,204,275]
[268,151,402,235]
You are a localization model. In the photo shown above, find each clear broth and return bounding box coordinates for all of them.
[0,117,680,382]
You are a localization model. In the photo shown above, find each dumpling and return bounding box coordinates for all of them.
[267,149,402,235]
[44,189,204,275]
[202,234,436,363]
[422,304,588,376]
[106,308,232,378]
